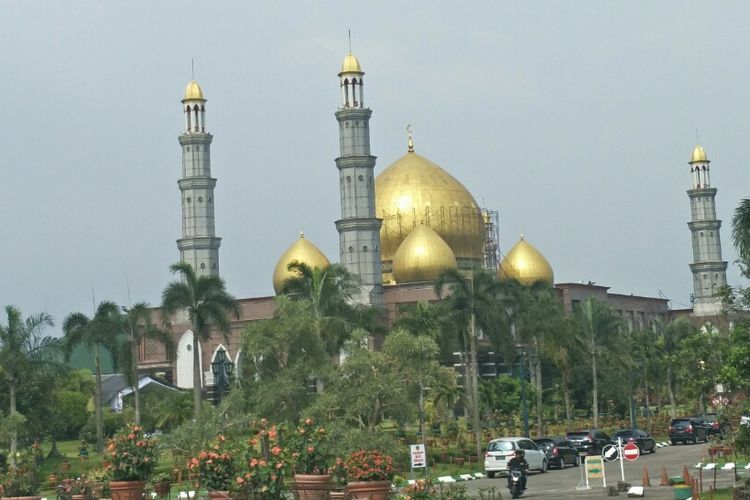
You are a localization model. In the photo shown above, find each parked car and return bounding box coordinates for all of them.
[565,429,610,456]
[609,429,656,454]
[533,437,581,469]
[669,417,708,444]
[484,437,548,478]
[700,413,733,438]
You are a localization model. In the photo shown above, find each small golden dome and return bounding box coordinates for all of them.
[183,80,205,101]
[340,53,363,74]
[272,233,331,294]
[376,152,485,273]
[499,236,554,286]
[392,224,457,283]
[690,144,708,163]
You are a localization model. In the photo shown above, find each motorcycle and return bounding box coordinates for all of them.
[508,468,525,498]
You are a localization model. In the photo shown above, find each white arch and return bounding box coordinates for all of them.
[175,330,203,389]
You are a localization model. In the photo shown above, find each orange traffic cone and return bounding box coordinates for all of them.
[642,466,651,487]
[660,466,669,486]
[683,464,690,483]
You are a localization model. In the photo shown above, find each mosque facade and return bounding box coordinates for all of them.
[139,52,722,391]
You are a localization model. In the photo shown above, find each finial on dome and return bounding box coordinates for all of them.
[520,233,525,240]
[407,124,414,152]
[300,231,304,238]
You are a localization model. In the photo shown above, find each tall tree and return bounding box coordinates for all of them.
[63,301,120,452]
[573,298,622,428]
[435,268,503,459]
[282,261,369,354]
[732,198,750,277]
[114,303,176,425]
[161,262,239,417]
[0,306,58,465]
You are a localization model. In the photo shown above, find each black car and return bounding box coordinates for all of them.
[669,417,708,444]
[533,437,581,469]
[609,429,656,454]
[700,413,733,438]
[565,429,610,456]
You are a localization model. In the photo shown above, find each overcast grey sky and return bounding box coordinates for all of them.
[1,1,747,335]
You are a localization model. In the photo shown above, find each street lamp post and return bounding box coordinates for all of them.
[211,347,233,405]
[517,345,530,438]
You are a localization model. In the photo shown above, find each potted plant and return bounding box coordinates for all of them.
[327,458,348,500]
[57,476,93,500]
[151,473,172,499]
[105,423,157,500]
[188,436,236,500]
[85,469,109,499]
[0,464,41,500]
[289,418,330,500]
[397,478,434,500]
[236,419,289,500]
[344,450,394,500]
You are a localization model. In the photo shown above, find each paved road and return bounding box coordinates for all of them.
[453,442,741,498]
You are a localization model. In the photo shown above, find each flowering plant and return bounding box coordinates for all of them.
[236,419,289,499]
[345,450,394,482]
[57,476,94,499]
[328,457,348,487]
[0,463,40,497]
[106,423,157,481]
[398,478,434,499]
[288,417,328,474]
[188,436,236,491]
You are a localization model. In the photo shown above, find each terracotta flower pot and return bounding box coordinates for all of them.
[154,481,172,498]
[293,473,331,500]
[1,496,42,500]
[207,491,231,500]
[109,480,147,500]
[345,480,391,500]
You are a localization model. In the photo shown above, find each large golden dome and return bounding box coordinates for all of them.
[272,232,331,294]
[375,151,485,281]
[392,224,457,283]
[499,236,554,286]
[183,80,205,101]
[340,53,363,75]
[690,144,708,163]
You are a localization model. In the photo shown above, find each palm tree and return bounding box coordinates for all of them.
[573,298,622,428]
[435,267,503,460]
[0,306,58,465]
[282,261,365,354]
[161,262,239,417]
[114,303,176,425]
[63,301,121,452]
[732,198,750,276]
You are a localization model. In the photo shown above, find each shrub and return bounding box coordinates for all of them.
[188,436,236,491]
[106,423,158,481]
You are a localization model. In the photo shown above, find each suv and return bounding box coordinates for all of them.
[484,437,548,478]
[700,413,732,438]
[669,417,708,444]
[565,429,610,456]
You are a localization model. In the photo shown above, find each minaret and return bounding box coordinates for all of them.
[334,52,383,305]
[687,144,727,316]
[177,80,221,276]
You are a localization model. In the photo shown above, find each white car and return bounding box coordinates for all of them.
[484,437,548,478]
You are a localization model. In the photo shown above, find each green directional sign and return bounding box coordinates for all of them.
[586,456,605,480]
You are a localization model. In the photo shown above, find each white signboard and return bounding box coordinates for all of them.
[410,444,426,469]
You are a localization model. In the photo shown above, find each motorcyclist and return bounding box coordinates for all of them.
[507,449,529,492]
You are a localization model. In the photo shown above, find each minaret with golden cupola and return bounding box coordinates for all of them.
[687,144,727,316]
[177,80,221,276]
[334,51,383,306]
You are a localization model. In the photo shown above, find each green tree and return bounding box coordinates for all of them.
[435,268,503,459]
[240,296,329,422]
[652,318,696,417]
[281,261,367,354]
[62,300,121,452]
[541,316,579,430]
[732,198,750,276]
[573,298,623,428]
[114,303,176,425]
[161,262,239,417]
[0,306,58,465]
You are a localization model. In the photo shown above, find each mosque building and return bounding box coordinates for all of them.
[138,51,723,391]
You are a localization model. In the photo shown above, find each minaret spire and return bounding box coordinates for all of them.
[687,143,727,316]
[177,79,221,276]
[334,50,383,306]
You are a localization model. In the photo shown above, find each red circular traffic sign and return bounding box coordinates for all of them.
[622,443,640,461]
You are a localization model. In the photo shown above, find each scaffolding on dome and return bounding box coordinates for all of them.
[481,208,500,271]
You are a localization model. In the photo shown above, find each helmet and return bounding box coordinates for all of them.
[514,449,525,457]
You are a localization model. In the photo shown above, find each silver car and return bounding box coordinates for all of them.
[484,437,548,478]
